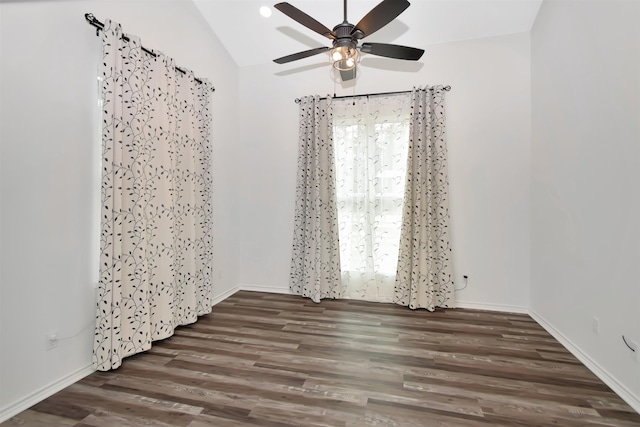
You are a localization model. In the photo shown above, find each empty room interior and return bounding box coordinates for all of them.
[1,0,639,425]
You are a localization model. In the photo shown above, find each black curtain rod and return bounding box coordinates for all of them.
[85,13,214,92]
[294,86,451,104]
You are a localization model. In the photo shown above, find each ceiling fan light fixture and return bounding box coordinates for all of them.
[330,46,358,71]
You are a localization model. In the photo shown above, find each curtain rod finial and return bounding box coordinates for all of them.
[85,12,103,35]
[85,13,96,25]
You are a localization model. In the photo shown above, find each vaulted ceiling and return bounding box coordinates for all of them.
[194,0,543,68]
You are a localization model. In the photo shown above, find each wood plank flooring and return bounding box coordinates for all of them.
[4,291,640,426]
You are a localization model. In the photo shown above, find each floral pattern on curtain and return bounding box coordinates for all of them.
[394,86,455,311]
[94,20,214,371]
[289,96,342,302]
[332,95,411,302]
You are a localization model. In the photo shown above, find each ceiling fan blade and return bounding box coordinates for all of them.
[361,43,424,60]
[340,67,357,82]
[273,47,330,64]
[352,0,410,38]
[274,3,335,39]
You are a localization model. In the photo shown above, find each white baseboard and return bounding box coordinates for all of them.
[0,364,95,423]
[212,285,240,305]
[239,284,293,295]
[238,287,529,314]
[529,309,640,414]
[455,300,529,314]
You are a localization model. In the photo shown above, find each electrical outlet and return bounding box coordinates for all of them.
[45,332,58,350]
[592,317,600,334]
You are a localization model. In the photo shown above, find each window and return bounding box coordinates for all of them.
[332,94,411,301]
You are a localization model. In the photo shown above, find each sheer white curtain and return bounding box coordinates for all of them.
[93,20,214,371]
[332,94,411,302]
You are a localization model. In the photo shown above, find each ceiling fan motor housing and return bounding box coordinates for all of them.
[332,22,359,49]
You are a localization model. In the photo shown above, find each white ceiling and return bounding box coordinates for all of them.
[193,0,543,68]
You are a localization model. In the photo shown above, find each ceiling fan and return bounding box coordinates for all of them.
[273,0,424,81]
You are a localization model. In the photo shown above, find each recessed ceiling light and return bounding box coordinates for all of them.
[260,6,272,18]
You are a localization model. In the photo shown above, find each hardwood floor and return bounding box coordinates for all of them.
[4,291,640,426]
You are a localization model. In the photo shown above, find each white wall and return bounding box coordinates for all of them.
[531,0,640,410]
[2,0,637,419]
[237,32,532,312]
[0,0,240,419]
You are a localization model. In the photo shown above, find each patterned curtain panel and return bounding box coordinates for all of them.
[289,96,342,302]
[394,86,455,310]
[332,94,411,302]
[94,20,214,371]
